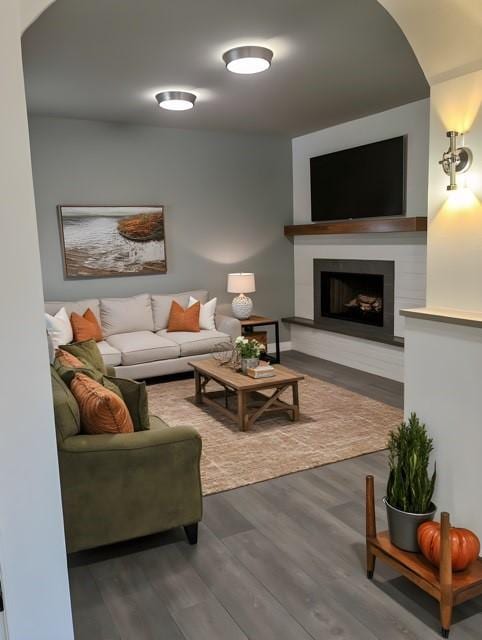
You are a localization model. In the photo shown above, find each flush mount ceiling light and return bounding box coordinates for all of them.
[155,91,196,111]
[439,130,473,190]
[222,46,273,74]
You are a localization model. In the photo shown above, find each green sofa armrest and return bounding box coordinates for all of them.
[60,424,199,453]
[59,424,202,552]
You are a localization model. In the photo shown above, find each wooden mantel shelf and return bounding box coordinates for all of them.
[284,216,427,237]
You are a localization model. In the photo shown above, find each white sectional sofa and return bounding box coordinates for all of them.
[45,290,241,379]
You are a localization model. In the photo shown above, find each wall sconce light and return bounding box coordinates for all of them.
[439,131,473,191]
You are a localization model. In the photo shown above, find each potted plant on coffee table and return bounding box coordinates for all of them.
[234,336,265,374]
[384,412,437,552]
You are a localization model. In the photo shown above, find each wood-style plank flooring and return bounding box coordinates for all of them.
[68,352,481,639]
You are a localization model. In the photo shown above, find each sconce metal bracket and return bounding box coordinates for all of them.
[439,130,473,191]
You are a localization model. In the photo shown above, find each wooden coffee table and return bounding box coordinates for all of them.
[189,358,304,431]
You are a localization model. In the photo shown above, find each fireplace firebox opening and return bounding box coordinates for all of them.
[320,272,384,327]
[314,259,394,340]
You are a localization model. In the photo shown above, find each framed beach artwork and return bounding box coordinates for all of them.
[57,205,166,278]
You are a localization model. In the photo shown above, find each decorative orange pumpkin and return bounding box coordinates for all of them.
[417,521,480,571]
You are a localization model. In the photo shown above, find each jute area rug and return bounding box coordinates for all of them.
[147,374,402,496]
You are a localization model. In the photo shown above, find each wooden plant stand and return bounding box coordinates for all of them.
[366,476,482,638]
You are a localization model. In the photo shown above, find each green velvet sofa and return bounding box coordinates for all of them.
[50,367,203,553]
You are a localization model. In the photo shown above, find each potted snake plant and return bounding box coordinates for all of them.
[384,412,437,552]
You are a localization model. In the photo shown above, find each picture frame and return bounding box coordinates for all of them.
[57,205,166,279]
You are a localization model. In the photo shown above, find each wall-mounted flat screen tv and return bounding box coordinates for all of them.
[310,135,406,221]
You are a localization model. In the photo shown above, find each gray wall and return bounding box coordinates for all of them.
[29,116,293,340]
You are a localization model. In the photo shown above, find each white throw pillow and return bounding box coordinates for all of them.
[99,293,154,337]
[189,296,217,331]
[45,306,73,350]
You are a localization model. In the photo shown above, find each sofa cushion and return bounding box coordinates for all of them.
[106,331,180,365]
[54,357,121,400]
[45,299,101,322]
[61,339,107,374]
[50,366,81,443]
[157,329,231,357]
[100,293,154,337]
[106,376,150,431]
[152,290,208,331]
[54,347,100,385]
[70,373,134,435]
[55,348,85,369]
[45,307,73,350]
[71,308,103,342]
[97,340,122,367]
[167,300,200,333]
[189,296,217,331]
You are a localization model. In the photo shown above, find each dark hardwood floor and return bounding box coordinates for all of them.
[68,353,481,639]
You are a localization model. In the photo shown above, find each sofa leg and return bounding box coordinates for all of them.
[184,523,198,545]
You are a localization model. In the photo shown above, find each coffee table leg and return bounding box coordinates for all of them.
[237,390,247,431]
[194,370,202,404]
[292,382,300,421]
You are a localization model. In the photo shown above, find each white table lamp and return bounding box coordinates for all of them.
[227,273,255,319]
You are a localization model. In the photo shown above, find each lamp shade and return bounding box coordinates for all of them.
[227,273,256,294]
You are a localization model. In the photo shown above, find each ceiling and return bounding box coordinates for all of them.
[22,0,429,136]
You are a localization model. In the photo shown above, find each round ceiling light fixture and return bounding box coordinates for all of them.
[222,46,273,75]
[155,91,197,111]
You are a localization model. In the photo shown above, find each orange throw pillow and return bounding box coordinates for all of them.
[70,372,134,435]
[167,300,200,332]
[70,308,103,342]
[55,348,85,368]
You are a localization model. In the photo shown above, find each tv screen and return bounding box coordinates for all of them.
[310,136,406,221]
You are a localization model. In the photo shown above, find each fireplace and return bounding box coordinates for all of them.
[314,259,394,341]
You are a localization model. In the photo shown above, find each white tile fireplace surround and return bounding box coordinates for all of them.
[292,234,427,381]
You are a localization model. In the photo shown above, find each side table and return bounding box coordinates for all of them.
[240,315,280,364]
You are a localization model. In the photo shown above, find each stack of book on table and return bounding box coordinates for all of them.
[246,362,276,379]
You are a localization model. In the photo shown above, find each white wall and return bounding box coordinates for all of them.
[0,1,74,638]
[292,98,430,224]
[290,99,429,380]
[404,317,482,533]
[404,68,482,536]
[426,70,482,310]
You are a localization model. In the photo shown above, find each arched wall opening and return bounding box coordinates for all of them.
[1,1,481,638]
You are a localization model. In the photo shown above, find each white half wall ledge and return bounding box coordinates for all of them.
[400,306,482,329]
[378,0,482,85]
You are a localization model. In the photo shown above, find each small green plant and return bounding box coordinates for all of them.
[234,336,265,359]
[386,412,436,514]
